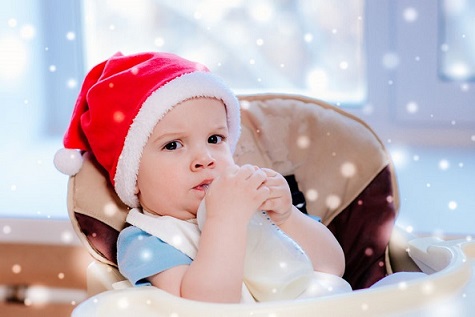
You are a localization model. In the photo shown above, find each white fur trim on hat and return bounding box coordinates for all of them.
[114,71,241,208]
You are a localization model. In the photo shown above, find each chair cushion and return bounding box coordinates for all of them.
[235,94,396,224]
[327,166,397,289]
[67,152,128,266]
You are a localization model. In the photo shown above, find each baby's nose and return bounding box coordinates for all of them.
[192,152,216,170]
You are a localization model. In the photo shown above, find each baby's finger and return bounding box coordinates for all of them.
[259,197,278,211]
[261,167,278,177]
[256,184,271,203]
[234,164,257,180]
[248,168,267,189]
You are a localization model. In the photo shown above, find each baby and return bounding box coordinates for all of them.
[55,51,346,303]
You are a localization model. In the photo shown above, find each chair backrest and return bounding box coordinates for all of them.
[67,93,399,290]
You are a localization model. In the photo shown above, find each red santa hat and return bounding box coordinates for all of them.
[54,51,241,208]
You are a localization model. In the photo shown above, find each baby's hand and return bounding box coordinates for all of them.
[259,168,293,226]
[204,164,270,225]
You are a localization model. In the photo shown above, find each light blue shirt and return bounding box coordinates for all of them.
[117,226,192,286]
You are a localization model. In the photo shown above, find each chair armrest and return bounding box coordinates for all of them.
[407,237,472,274]
[387,225,421,273]
[86,262,127,297]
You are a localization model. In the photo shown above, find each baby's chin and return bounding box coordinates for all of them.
[144,205,197,221]
[181,202,203,220]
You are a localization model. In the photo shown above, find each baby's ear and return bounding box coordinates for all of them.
[134,184,140,195]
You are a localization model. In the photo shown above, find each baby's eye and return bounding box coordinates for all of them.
[163,141,182,151]
[208,135,224,144]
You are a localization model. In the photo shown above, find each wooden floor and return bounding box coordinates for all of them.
[0,302,78,317]
[1,243,92,317]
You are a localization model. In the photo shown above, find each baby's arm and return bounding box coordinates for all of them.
[260,168,345,277]
[148,165,269,303]
[279,205,345,276]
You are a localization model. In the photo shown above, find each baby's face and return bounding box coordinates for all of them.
[136,97,236,219]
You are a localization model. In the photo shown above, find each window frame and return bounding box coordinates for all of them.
[42,0,85,136]
[354,0,475,148]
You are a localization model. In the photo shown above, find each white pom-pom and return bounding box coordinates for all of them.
[54,148,84,176]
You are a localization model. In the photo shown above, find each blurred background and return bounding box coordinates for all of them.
[1,0,474,238]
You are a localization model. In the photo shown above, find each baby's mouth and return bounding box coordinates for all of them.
[194,180,212,191]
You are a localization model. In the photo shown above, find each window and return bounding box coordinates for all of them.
[83,0,366,104]
[366,0,475,134]
[1,0,82,219]
[439,0,475,81]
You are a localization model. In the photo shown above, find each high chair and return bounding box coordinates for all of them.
[65,93,474,316]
